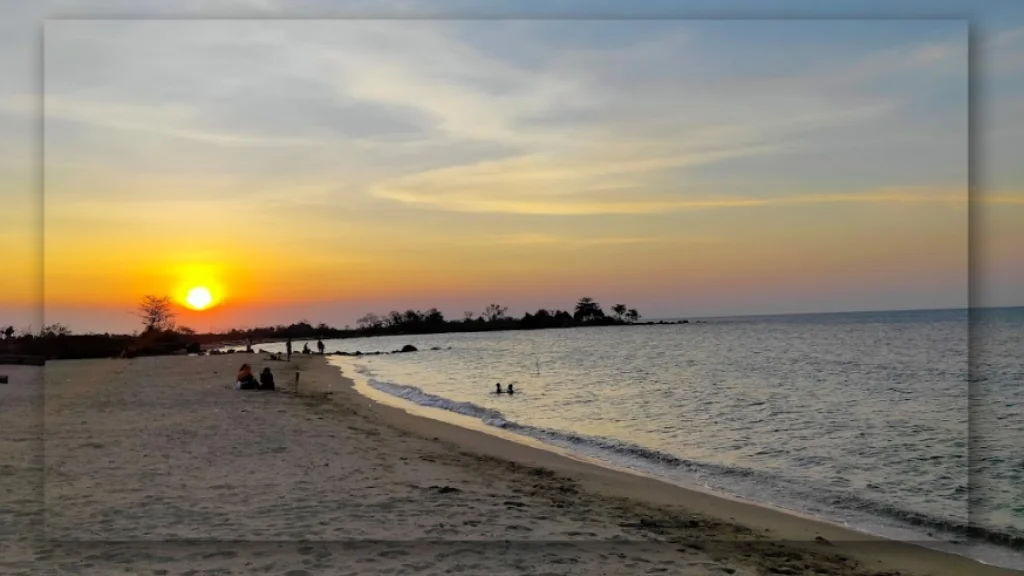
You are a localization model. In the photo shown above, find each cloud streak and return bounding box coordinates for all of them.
[494,234,725,247]
[369,187,969,216]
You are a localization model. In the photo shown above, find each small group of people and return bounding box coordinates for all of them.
[495,382,515,395]
[285,337,326,359]
[236,363,275,391]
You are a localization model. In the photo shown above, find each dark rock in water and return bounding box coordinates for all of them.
[814,536,832,546]
[681,320,689,324]
[226,349,236,354]
[400,344,418,353]
[431,485,461,494]
[185,342,201,354]
[354,351,362,356]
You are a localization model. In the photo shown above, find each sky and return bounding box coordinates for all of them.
[0,0,1022,334]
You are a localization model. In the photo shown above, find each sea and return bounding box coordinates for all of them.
[237,307,1024,569]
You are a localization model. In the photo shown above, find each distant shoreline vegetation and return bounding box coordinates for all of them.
[0,296,697,361]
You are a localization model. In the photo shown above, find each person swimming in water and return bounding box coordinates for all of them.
[495,382,503,394]
[506,383,515,395]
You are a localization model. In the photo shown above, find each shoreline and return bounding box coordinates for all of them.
[337,357,1023,570]
[321,357,1020,576]
[5,353,1019,575]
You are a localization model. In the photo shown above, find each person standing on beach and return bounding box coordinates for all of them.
[286,337,292,362]
[317,338,325,355]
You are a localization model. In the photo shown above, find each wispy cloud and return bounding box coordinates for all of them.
[992,26,1024,47]
[371,185,967,216]
[980,193,1024,205]
[495,234,684,247]
[39,94,325,149]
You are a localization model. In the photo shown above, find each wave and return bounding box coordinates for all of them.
[361,371,1024,551]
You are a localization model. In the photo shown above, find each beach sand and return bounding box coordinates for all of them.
[0,354,1017,575]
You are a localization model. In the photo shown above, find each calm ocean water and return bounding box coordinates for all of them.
[247,307,1023,568]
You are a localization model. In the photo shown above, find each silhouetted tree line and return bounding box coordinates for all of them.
[346,297,641,337]
[0,323,136,361]
[1,296,663,361]
[186,297,643,342]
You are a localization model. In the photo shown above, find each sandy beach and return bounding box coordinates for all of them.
[0,354,1017,575]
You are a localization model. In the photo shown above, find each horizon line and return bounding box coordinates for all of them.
[649,304,1022,323]
[16,304,1023,336]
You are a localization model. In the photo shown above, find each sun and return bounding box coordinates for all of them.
[185,286,213,310]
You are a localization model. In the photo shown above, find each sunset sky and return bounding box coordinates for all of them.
[1,1,1023,334]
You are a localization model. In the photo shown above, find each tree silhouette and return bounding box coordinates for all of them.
[626,308,641,323]
[39,323,72,337]
[403,309,424,325]
[386,310,404,328]
[483,303,508,322]
[2,326,13,340]
[357,313,381,330]
[137,295,176,332]
[424,308,445,327]
[573,297,605,322]
[612,303,627,321]
[463,311,475,322]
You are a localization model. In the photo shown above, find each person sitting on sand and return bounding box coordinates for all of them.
[258,367,275,391]
[236,363,258,390]
[302,343,311,355]
[495,383,503,394]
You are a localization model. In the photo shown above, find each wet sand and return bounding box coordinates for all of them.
[0,354,1017,575]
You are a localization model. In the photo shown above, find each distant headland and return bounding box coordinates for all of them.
[1,296,700,362]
